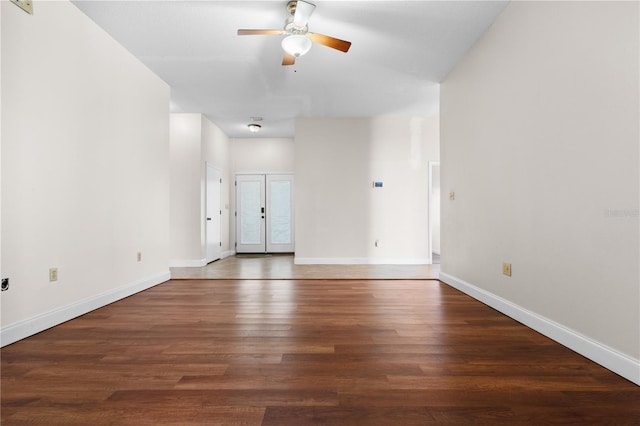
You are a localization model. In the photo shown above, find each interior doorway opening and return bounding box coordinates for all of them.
[429,161,440,264]
[205,164,222,263]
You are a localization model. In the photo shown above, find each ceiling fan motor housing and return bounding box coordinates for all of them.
[284,15,308,34]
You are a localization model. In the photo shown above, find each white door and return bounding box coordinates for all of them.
[206,164,222,263]
[236,174,294,253]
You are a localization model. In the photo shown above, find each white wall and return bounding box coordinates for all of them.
[440,1,639,383]
[170,114,203,264]
[170,113,232,265]
[1,1,171,344]
[0,1,3,296]
[231,138,295,174]
[295,117,439,264]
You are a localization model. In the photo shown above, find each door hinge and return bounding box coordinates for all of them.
[220,178,222,183]
[220,242,222,247]
[235,211,237,217]
[220,210,222,215]
[235,181,237,186]
[235,242,237,248]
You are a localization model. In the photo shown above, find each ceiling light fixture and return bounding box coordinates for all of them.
[281,35,312,57]
[248,123,262,133]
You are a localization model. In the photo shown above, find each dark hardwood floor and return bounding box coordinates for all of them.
[2,279,639,425]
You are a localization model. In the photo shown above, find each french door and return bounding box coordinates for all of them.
[236,174,294,253]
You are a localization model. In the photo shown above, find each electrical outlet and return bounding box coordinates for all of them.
[137,252,142,262]
[503,262,512,277]
[49,268,58,282]
[1,278,9,292]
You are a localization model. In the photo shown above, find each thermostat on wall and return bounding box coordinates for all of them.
[373,181,383,188]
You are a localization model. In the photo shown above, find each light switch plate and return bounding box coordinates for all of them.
[11,0,33,14]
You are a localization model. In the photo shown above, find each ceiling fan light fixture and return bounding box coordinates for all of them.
[281,34,312,57]
[248,123,262,133]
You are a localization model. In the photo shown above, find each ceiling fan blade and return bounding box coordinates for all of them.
[293,0,316,27]
[308,33,352,53]
[237,29,285,36]
[282,53,296,66]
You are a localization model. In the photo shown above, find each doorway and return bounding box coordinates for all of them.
[429,161,440,264]
[236,174,294,253]
[205,164,222,263]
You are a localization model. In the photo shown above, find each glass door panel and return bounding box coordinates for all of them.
[267,175,294,252]
[236,175,266,253]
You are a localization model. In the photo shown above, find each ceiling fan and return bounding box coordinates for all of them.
[238,0,352,66]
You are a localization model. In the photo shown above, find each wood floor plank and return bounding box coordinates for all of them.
[224,361,425,377]
[262,406,439,426]
[2,279,638,425]
[106,389,339,407]
[4,405,266,426]
[175,374,390,391]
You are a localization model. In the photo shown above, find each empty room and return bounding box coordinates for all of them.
[1,0,638,424]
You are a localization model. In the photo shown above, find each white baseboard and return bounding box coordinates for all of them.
[294,257,429,265]
[439,272,640,386]
[169,258,207,268]
[0,271,171,348]
[170,252,235,267]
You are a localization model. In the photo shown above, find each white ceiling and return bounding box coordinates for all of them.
[72,0,509,138]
